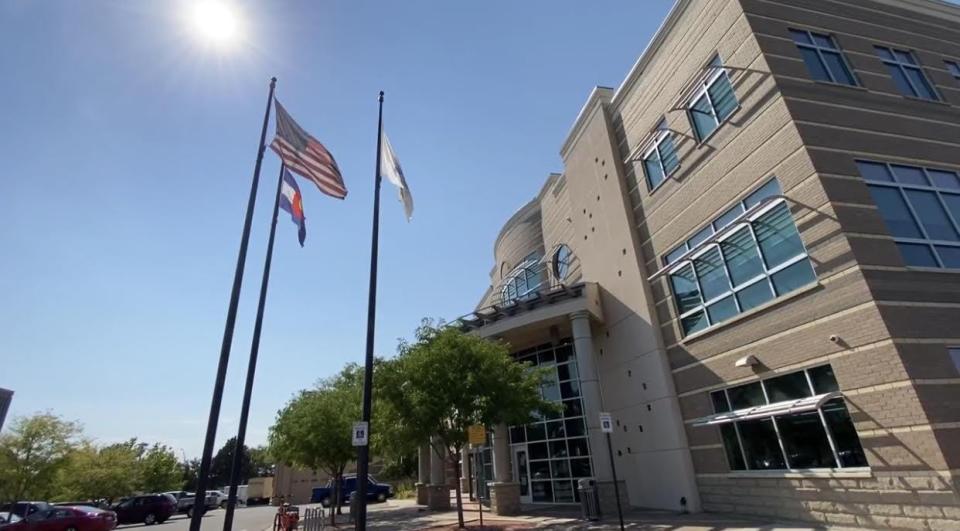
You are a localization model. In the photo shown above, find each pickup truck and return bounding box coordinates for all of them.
[310,476,393,507]
[162,491,218,517]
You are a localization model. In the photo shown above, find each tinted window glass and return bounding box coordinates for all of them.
[707,296,738,323]
[681,311,709,335]
[695,248,730,300]
[643,150,665,190]
[753,203,806,268]
[690,94,717,140]
[936,246,960,268]
[736,280,774,311]
[904,190,959,241]
[856,161,894,182]
[822,399,868,467]
[720,424,746,470]
[890,165,928,185]
[823,51,856,85]
[799,47,830,81]
[927,170,960,190]
[711,390,731,413]
[771,259,816,295]
[808,365,839,394]
[709,75,738,121]
[737,419,787,470]
[867,186,923,238]
[777,411,837,468]
[728,381,765,409]
[660,136,680,175]
[722,229,764,286]
[670,265,702,314]
[745,179,783,208]
[897,243,939,267]
[764,371,812,402]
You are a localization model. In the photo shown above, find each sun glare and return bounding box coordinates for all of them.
[190,1,240,46]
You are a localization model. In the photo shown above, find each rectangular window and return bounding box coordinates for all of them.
[641,118,680,191]
[949,347,960,373]
[667,199,815,336]
[856,160,960,269]
[687,55,739,141]
[789,29,857,86]
[708,365,868,471]
[947,60,960,80]
[874,46,939,100]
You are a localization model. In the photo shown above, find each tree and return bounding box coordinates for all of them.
[269,365,361,523]
[180,458,201,491]
[248,446,274,477]
[377,321,556,529]
[0,413,81,502]
[139,444,182,493]
[56,439,142,501]
[210,437,252,489]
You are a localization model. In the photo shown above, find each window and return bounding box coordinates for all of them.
[856,160,960,269]
[665,187,815,336]
[553,244,574,280]
[706,365,867,471]
[789,29,857,86]
[874,46,939,100]
[949,347,960,373]
[688,55,739,141]
[641,118,680,190]
[499,253,545,304]
[947,60,960,80]
[662,179,782,266]
[509,341,592,504]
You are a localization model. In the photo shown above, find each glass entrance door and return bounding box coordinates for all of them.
[513,447,531,503]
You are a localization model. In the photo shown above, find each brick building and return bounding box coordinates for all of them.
[417,0,960,528]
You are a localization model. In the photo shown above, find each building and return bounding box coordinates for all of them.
[0,388,12,431]
[418,0,960,528]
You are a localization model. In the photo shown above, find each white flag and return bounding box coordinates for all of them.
[380,130,414,221]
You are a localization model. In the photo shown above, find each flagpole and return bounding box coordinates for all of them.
[189,76,277,531]
[355,90,384,531]
[222,162,286,531]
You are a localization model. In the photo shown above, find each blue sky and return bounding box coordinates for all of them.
[0,0,673,458]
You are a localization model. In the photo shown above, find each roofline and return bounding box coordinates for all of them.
[559,86,614,160]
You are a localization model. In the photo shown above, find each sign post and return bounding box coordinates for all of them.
[352,421,369,447]
[599,412,625,530]
[468,425,486,530]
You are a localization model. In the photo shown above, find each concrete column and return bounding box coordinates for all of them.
[492,423,511,482]
[416,444,430,505]
[570,310,611,480]
[427,436,450,510]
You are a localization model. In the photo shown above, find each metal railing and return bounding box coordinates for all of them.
[300,506,326,531]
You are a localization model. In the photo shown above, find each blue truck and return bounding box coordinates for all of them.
[310,475,394,507]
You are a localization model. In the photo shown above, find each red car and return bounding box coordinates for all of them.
[1,507,116,531]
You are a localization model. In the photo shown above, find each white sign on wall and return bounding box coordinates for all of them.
[599,412,613,433]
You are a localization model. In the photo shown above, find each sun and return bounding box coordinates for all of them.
[189,1,241,46]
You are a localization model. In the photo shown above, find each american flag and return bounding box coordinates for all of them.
[270,99,347,199]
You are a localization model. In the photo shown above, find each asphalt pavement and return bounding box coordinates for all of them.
[118,505,278,531]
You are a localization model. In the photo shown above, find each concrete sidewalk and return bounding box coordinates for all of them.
[318,499,870,530]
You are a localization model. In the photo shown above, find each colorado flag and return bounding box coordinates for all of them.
[279,168,307,246]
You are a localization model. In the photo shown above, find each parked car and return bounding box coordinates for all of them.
[160,492,214,517]
[0,506,116,531]
[110,495,175,525]
[213,486,247,508]
[205,491,227,509]
[310,475,393,507]
[0,504,52,520]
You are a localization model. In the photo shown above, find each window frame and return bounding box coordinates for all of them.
[709,365,866,472]
[946,60,960,80]
[686,55,740,143]
[553,244,574,281]
[788,28,858,86]
[499,253,545,304]
[640,118,680,191]
[666,199,813,335]
[856,160,960,269]
[874,46,940,101]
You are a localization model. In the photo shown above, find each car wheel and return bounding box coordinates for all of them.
[144,513,157,525]
[66,526,78,531]
[376,493,386,503]
[186,507,194,519]
[320,497,331,508]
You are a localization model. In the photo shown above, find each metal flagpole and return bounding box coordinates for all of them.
[355,90,385,531]
[223,162,287,531]
[189,76,277,531]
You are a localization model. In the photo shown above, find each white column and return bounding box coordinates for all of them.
[571,310,611,480]
[430,436,446,485]
[417,444,430,484]
[492,423,511,482]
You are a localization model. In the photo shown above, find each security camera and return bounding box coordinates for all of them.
[829,334,840,343]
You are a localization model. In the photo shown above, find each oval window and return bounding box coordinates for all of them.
[553,245,574,280]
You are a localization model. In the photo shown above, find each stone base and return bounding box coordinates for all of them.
[415,483,428,505]
[488,482,521,516]
[426,484,451,510]
[596,480,630,518]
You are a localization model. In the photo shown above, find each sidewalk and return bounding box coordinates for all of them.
[314,498,871,530]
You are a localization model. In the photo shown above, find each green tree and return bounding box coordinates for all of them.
[377,321,556,528]
[0,413,81,502]
[139,444,182,493]
[248,446,274,477]
[269,364,361,522]
[180,458,201,491]
[210,437,252,489]
[56,439,142,501]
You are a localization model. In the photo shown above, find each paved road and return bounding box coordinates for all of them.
[118,506,277,531]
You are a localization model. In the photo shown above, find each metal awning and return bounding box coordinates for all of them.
[692,391,842,427]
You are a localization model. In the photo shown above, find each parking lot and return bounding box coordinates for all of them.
[116,505,278,531]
